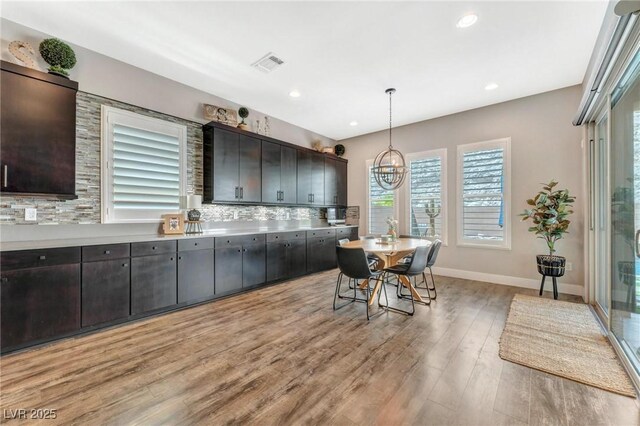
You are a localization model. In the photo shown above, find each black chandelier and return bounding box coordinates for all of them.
[372,88,407,190]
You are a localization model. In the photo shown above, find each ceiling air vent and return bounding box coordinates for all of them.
[252,52,284,73]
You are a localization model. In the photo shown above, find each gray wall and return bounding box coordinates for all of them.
[340,86,585,292]
[0,19,335,149]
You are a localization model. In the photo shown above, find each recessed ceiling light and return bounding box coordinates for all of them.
[289,90,301,98]
[349,121,358,126]
[485,83,499,91]
[456,13,478,28]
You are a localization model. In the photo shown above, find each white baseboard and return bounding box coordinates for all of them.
[431,266,584,297]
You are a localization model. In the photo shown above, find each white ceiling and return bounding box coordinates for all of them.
[2,1,608,140]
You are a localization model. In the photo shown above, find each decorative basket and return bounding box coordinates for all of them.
[536,255,566,277]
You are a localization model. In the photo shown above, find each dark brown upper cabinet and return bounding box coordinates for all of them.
[262,140,297,204]
[324,157,347,206]
[0,61,78,199]
[297,150,325,205]
[203,126,261,203]
[203,122,347,207]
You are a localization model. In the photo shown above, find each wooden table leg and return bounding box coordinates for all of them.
[398,276,425,304]
[368,277,383,306]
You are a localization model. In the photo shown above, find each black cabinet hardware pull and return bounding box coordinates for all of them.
[122,263,128,267]
[152,246,156,250]
[170,257,174,261]
[194,242,198,246]
[3,165,6,188]
[104,250,111,255]
[240,187,243,199]
[275,236,279,239]
[39,255,46,260]
[235,187,239,199]
[178,256,182,260]
[238,249,241,253]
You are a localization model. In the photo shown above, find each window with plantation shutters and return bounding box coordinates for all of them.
[366,160,398,235]
[101,106,187,223]
[457,138,511,249]
[405,149,447,243]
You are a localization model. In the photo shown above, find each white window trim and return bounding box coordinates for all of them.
[365,159,400,235]
[404,148,448,245]
[456,137,511,250]
[101,105,187,224]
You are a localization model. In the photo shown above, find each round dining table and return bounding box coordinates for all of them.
[341,237,432,306]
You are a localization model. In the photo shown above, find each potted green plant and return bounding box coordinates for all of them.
[521,180,575,280]
[237,107,249,130]
[39,38,76,77]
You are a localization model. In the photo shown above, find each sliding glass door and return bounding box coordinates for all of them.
[595,113,610,317]
[610,52,640,374]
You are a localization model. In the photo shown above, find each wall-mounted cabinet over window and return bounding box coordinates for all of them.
[101,106,187,223]
[457,138,511,249]
[405,149,447,242]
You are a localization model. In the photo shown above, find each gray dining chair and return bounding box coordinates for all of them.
[334,246,384,320]
[379,245,431,315]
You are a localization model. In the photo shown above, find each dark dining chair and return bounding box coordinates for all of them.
[359,235,383,269]
[419,239,442,299]
[379,245,430,315]
[334,246,383,320]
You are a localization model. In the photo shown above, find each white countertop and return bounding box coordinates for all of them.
[0,224,358,252]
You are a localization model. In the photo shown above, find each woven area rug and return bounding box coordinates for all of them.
[499,294,636,397]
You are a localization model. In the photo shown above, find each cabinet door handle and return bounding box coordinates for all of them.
[122,263,128,267]
[240,187,243,199]
[170,257,174,261]
[3,165,6,188]
[312,194,315,203]
[104,250,111,255]
[152,246,157,250]
[194,242,198,246]
[39,255,46,260]
[178,256,182,260]
[235,187,239,199]
[308,194,312,203]
[238,249,242,253]
[636,229,640,258]
[1,277,8,283]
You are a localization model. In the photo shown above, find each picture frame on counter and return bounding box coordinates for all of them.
[162,213,185,235]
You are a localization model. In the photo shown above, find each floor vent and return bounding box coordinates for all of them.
[252,52,284,73]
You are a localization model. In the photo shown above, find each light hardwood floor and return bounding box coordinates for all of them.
[1,270,638,425]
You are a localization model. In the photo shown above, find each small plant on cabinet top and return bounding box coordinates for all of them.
[39,38,76,77]
[237,107,249,130]
[521,180,575,255]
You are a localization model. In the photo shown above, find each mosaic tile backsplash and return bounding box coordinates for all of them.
[0,92,322,225]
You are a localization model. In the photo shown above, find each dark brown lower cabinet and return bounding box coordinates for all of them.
[1,264,80,350]
[178,249,215,303]
[267,239,307,282]
[242,243,266,288]
[82,259,130,327]
[215,246,243,294]
[307,237,337,273]
[131,254,177,315]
